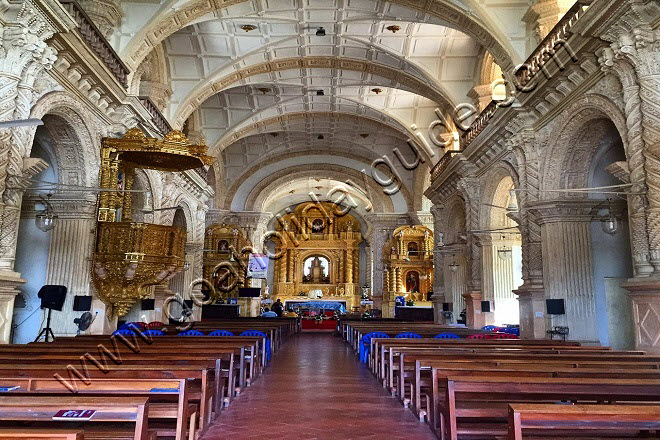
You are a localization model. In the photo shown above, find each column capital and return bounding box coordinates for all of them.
[527,199,603,224]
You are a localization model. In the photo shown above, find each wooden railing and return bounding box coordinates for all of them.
[60,0,130,88]
[514,0,593,89]
[138,96,172,134]
[460,100,498,149]
[430,150,463,182]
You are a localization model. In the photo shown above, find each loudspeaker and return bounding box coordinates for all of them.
[442,302,452,312]
[546,299,565,315]
[37,285,67,311]
[141,299,155,311]
[238,288,261,298]
[481,301,492,313]
[72,295,92,312]
[183,299,194,310]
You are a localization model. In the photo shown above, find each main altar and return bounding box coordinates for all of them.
[272,202,362,312]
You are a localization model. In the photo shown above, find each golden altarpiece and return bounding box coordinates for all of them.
[202,224,252,300]
[92,128,213,316]
[273,202,362,311]
[383,225,434,317]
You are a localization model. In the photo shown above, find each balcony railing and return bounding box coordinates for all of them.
[430,150,463,181]
[460,100,499,149]
[60,0,130,88]
[138,96,172,135]
[514,0,593,89]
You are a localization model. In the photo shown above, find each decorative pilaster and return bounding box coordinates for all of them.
[531,201,598,342]
[431,204,446,322]
[42,196,97,336]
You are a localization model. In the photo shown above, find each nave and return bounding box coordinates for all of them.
[202,333,436,440]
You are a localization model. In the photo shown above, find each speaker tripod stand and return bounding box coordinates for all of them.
[34,307,56,342]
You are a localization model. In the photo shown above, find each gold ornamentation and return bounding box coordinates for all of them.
[92,130,215,316]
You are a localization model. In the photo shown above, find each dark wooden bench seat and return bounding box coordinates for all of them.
[508,404,660,439]
[0,429,83,440]
[0,396,150,440]
[436,376,660,440]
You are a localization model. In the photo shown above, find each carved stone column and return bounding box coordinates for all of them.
[531,201,598,342]
[509,133,547,339]
[431,204,446,323]
[365,215,398,313]
[597,51,653,277]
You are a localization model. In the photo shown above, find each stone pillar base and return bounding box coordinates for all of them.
[382,301,396,318]
[154,284,175,324]
[462,291,484,329]
[622,277,660,354]
[514,286,546,339]
[88,297,117,335]
[0,272,24,343]
[238,297,260,317]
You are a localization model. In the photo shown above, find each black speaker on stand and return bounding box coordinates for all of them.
[35,285,67,342]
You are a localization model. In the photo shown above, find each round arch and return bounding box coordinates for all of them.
[121,0,518,74]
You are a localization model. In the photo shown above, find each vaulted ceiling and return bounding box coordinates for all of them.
[116,0,531,216]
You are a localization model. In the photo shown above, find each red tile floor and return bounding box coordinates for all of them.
[201,333,436,440]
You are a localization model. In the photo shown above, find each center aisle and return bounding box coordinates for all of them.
[202,333,436,440]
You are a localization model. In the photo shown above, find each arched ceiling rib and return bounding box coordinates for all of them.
[118,0,523,73]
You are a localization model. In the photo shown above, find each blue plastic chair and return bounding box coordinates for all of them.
[177,329,204,336]
[395,332,422,339]
[144,329,164,336]
[240,330,271,362]
[434,333,460,339]
[503,327,520,336]
[359,332,389,363]
[482,325,497,332]
[112,329,135,336]
[208,330,235,337]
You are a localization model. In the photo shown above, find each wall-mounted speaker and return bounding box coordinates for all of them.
[442,302,452,312]
[546,299,565,315]
[72,296,92,312]
[481,300,492,313]
[141,299,155,310]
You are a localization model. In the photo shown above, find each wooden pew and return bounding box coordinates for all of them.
[436,376,660,440]
[0,430,83,440]
[507,404,660,439]
[0,378,196,440]
[0,396,150,440]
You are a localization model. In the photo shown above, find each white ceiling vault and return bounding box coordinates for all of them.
[116,0,532,218]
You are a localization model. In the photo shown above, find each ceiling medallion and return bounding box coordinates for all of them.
[386,25,401,33]
[371,88,383,94]
[240,24,257,32]
[257,87,270,94]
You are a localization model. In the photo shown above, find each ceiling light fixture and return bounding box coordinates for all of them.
[360,133,369,138]
[449,254,460,273]
[316,90,325,96]
[371,88,383,94]
[35,193,57,232]
[257,87,270,94]
[386,25,401,33]
[240,24,257,32]
[316,27,326,36]
[270,132,279,137]
[317,134,324,140]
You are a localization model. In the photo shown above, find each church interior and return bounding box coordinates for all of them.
[1,0,660,437]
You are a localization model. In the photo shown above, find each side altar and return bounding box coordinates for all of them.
[272,202,362,312]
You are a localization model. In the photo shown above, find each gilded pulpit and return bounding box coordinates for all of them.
[383,225,434,317]
[272,202,362,311]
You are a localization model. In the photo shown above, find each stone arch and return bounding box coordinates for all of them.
[443,195,467,245]
[29,92,101,187]
[480,163,520,230]
[541,94,629,195]
[230,161,411,214]
[121,0,517,74]
[174,56,455,135]
[172,198,196,242]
